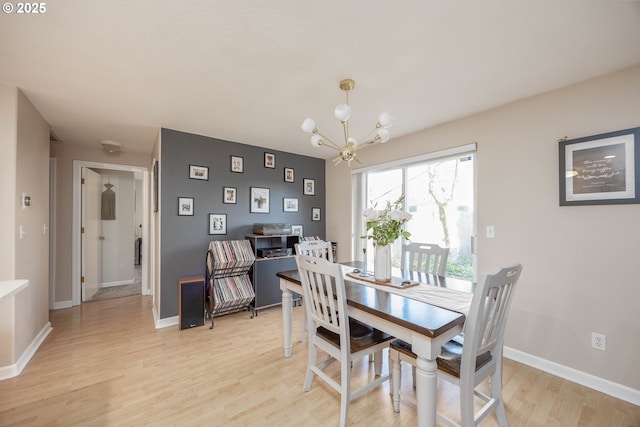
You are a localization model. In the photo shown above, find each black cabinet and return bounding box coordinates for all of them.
[246,234,299,312]
[252,257,297,310]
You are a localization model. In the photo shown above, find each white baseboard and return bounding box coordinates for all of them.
[100,279,135,288]
[51,300,72,310]
[152,304,178,329]
[504,346,640,406]
[0,322,52,381]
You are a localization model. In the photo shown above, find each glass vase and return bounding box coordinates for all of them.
[374,244,392,282]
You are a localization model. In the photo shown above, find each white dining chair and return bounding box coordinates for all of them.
[389,263,523,427]
[294,239,334,342]
[295,239,334,263]
[401,242,449,277]
[296,255,394,427]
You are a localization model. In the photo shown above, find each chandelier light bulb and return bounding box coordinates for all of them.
[301,118,316,133]
[310,134,323,147]
[378,112,393,128]
[334,104,351,122]
[376,128,390,143]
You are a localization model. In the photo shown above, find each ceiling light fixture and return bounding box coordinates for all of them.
[301,79,393,166]
[99,140,122,153]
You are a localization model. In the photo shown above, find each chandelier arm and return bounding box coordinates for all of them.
[342,120,350,145]
[354,126,383,149]
[315,130,344,152]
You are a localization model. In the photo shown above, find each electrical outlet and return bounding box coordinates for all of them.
[592,332,606,351]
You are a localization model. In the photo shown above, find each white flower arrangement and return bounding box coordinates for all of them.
[362,194,412,246]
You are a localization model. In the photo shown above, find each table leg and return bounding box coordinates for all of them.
[280,281,293,358]
[415,355,438,427]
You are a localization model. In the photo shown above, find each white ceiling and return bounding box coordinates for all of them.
[1,1,640,159]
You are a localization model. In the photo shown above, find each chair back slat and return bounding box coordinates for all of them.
[462,264,522,374]
[295,240,334,262]
[296,255,347,338]
[401,242,449,276]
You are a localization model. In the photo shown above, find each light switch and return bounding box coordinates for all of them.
[486,225,495,238]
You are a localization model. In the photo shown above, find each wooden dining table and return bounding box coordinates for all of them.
[277,262,473,427]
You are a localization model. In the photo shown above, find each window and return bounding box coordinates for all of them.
[353,144,476,280]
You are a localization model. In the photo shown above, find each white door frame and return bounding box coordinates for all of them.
[72,160,150,306]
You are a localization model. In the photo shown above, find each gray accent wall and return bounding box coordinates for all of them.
[160,128,325,319]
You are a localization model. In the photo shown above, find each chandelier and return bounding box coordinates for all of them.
[301,79,393,166]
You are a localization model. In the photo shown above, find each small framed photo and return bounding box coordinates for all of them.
[250,187,270,213]
[304,178,315,195]
[291,225,303,236]
[283,197,299,212]
[178,197,194,216]
[189,165,208,180]
[264,152,276,168]
[231,156,244,173]
[223,187,237,204]
[311,207,321,221]
[284,167,295,183]
[209,213,227,235]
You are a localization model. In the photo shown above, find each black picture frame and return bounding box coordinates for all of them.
[304,178,315,195]
[153,160,159,213]
[231,156,244,173]
[311,207,321,221]
[209,213,227,235]
[178,197,194,216]
[250,187,270,213]
[283,197,298,212]
[189,164,208,180]
[559,127,640,206]
[284,167,294,182]
[264,152,276,169]
[223,187,237,204]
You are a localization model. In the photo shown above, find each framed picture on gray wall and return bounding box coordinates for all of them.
[189,164,208,180]
[284,167,294,182]
[283,197,298,212]
[223,187,237,204]
[250,187,270,213]
[209,213,227,235]
[304,178,315,195]
[231,156,244,173]
[264,152,276,168]
[311,207,321,221]
[178,197,194,216]
[291,224,303,236]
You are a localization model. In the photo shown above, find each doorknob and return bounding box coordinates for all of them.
[98,235,105,240]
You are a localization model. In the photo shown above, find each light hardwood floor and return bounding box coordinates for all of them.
[1,295,638,426]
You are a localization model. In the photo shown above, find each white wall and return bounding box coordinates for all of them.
[0,84,51,374]
[326,65,640,393]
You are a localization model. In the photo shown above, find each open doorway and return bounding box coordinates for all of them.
[82,167,143,302]
[71,160,149,306]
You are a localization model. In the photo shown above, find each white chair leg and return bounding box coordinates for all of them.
[492,365,508,426]
[390,350,401,413]
[459,377,475,427]
[339,356,351,427]
[303,339,316,392]
[373,350,383,376]
[298,302,307,342]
